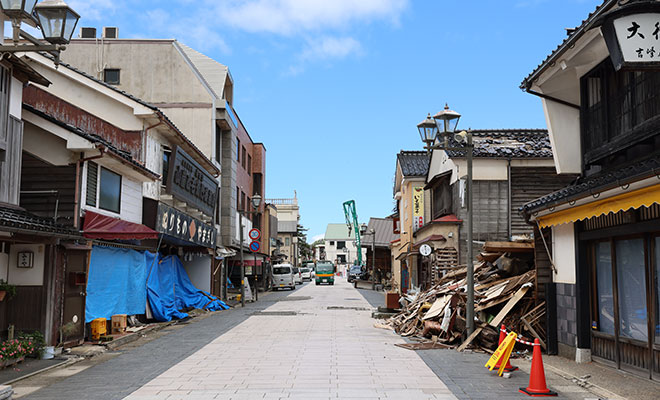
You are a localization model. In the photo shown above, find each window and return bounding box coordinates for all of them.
[285,237,290,246]
[86,161,98,207]
[247,154,252,175]
[215,126,222,163]
[236,138,240,162]
[595,241,614,335]
[432,180,451,218]
[99,167,121,213]
[336,240,346,250]
[241,146,246,169]
[241,191,245,211]
[162,147,171,185]
[330,241,335,246]
[581,59,660,167]
[615,238,647,341]
[103,68,120,85]
[236,186,240,210]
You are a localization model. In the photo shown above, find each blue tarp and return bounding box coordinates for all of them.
[146,255,229,322]
[85,246,150,323]
[86,246,229,323]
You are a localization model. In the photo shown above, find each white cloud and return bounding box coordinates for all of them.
[312,234,324,242]
[214,0,408,36]
[69,0,120,22]
[300,36,362,61]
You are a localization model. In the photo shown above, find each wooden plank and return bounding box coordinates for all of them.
[483,241,534,253]
[488,285,530,328]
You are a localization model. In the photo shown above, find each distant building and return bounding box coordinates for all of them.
[266,193,299,266]
[323,223,367,266]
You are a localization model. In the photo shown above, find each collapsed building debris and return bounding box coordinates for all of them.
[380,241,546,352]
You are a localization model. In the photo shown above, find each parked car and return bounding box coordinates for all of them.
[301,267,312,281]
[292,267,303,285]
[347,265,364,283]
[272,264,295,290]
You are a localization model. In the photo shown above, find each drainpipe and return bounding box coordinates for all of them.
[507,158,512,240]
[73,147,106,229]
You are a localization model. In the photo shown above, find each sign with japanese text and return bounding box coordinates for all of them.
[485,331,517,376]
[613,13,660,63]
[166,146,218,217]
[156,203,216,248]
[412,186,424,231]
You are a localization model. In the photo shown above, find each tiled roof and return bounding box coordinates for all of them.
[23,104,160,179]
[521,154,660,214]
[0,205,82,238]
[397,151,430,177]
[361,218,399,248]
[176,42,229,101]
[30,53,219,176]
[324,223,357,240]
[445,129,553,159]
[520,0,616,90]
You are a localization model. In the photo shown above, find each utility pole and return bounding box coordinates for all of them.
[239,214,245,307]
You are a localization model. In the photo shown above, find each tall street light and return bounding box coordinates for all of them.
[0,0,80,64]
[238,194,262,307]
[360,223,376,288]
[417,104,475,335]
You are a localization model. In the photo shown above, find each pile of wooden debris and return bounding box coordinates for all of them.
[381,241,546,352]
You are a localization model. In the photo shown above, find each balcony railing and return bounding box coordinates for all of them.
[266,198,297,205]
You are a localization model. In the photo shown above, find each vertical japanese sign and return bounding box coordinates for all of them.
[613,13,660,63]
[412,186,424,232]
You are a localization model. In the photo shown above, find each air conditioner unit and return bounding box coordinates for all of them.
[80,27,96,39]
[102,27,118,39]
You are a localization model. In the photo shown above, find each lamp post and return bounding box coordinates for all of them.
[360,224,376,288]
[417,104,475,335]
[238,194,262,307]
[0,0,80,64]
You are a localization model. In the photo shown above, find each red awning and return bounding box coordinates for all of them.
[83,211,158,240]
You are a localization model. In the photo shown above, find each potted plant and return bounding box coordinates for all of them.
[0,280,16,302]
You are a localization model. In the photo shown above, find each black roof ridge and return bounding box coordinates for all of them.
[521,153,660,214]
[469,128,548,133]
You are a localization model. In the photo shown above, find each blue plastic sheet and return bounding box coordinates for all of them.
[146,255,229,322]
[85,246,149,323]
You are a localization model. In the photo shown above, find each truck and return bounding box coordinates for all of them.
[315,260,335,285]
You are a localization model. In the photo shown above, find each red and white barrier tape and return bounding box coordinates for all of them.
[500,327,539,346]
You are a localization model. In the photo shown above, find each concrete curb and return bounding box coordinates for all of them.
[1,357,82,386]
[542,362,627,400]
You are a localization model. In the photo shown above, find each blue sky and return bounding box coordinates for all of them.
[67,0,601,242]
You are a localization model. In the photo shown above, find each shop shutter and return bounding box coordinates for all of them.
[86,161,98,206]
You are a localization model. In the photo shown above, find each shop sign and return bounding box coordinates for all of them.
[166,146,218,217]
[413,186,424,231]
[595,2,660,71]
[613,13,660,63]
[157,203,216,247]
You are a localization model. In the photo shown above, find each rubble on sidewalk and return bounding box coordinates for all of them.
[380,241,546,352]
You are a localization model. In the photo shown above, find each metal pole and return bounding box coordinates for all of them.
[239,211,245,307]
[372,231,375,290]
[254,249,258,301]
[466,132,475,335]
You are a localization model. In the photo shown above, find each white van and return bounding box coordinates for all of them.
[272,263,295,290]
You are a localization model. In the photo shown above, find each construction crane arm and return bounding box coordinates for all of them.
[342,200,362,266]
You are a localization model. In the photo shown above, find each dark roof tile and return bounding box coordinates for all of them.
[0,205,82,237]
[445,129,553,158]
[397,150,430,177]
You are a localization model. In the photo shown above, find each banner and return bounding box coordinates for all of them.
[413,186,424,231]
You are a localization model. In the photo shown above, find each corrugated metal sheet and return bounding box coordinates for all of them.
[278,220,298,233]
[324,223,356,240]
[510,167,578,236]
[363,217,399,247]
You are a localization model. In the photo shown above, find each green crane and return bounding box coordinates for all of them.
[342,200,363,266]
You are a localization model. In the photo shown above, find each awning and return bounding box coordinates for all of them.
[538,184,660,228]
[413,234,446,249]
[83,211,159,240]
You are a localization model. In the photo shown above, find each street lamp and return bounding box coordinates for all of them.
[417,104,475,336]
[0,0,80,63]
[238,194,262,307]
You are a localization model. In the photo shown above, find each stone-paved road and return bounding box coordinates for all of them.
[18,279,455,400]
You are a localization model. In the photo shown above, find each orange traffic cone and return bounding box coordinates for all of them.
[519,339,557,397]
[492,324,518,372]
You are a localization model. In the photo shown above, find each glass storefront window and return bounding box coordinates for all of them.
[596,241,615,335]
[615,238,647,342]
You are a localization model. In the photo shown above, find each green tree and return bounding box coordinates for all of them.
[297,224,313,260]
